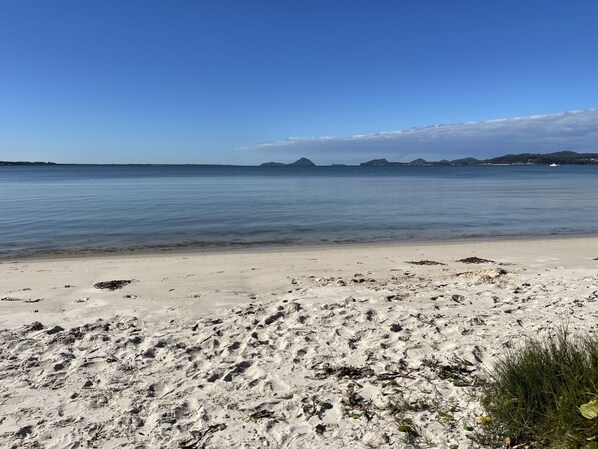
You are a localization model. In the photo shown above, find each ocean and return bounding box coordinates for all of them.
[2,164,598,258]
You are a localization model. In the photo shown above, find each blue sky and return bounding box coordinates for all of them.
[1,1,597,164]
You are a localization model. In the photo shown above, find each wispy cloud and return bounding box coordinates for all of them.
[239,109,598,163]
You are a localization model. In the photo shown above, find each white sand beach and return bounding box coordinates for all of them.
[1,237,598,448]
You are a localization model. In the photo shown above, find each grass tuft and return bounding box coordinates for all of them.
[480,328,598,448]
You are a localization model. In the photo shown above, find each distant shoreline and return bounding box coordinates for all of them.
[3,150,598,167]
[3,162,598,167]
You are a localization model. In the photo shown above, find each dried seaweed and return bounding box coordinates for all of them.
[313,363,374,379]
[456,257,495,264]
[94,280,133,290]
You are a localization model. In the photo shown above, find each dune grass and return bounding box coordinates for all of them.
[480,329,598,448]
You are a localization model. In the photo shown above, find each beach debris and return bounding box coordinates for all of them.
[423,357,476,385]
[342,384,374,420]
[302,397,333,419]
[249,410,275,421]
[457,257,495,264]
[451,294,465,303]
[94,279,133,290]
[1,296,44,303]
[386,293,408,301]
[314,363,374,379]
[377,360,411,379]
[469,317,486,326]
[406,260,446,266]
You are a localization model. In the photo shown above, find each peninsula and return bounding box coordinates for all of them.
[0,161,56,166]
[360,150,598,166]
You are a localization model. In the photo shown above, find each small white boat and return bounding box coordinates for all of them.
[549,163,560,167]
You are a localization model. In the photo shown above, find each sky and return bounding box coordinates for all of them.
[0,1,597,165]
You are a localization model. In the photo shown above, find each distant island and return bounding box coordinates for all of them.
[260,157,316,167]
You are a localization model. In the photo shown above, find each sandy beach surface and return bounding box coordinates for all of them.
[1,237,598,448]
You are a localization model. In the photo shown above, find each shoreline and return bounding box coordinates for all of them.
[3,231,598,263]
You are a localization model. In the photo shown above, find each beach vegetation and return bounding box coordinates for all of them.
[478,328,598,448]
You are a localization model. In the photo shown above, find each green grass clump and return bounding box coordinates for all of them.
[481,329,598,448]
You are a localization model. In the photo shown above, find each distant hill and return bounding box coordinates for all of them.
[361,157,436,167]
[450,157,481,165]
[360,151,598,166]
[260,157,316,167]
[289,157,316,167]
[360,158,393,167]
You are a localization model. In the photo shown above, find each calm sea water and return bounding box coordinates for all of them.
[2,164,598,258]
